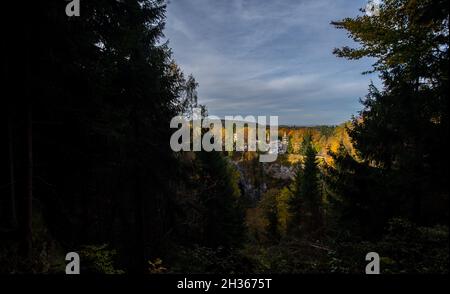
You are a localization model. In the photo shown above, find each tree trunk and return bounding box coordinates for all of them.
[7,107,18,229]
[24,103,33,258]
[132,108,145,274]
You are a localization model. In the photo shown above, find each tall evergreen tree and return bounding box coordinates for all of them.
[332,0,449,224]
[289,140,322,235]
[196,151,245,249]
[299,132,313,156]
[2,0,191,272]
[261,189,281,242]
[325,143,394,237]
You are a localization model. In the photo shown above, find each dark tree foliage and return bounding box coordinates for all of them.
[332,0,449,225]
[289,140,322,235]
[1,0,246,273]
[1,0,448,275]
[325,144,402,238]
[263,189,281,242]
[196,151,245,249]
[299,132,313,156]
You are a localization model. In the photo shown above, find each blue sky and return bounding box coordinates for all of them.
[164,0,380,125]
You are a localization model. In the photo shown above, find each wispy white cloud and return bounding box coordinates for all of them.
[165,0,380,125]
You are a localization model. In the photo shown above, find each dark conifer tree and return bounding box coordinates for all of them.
[332,0,449,225]
[289,140,322,235]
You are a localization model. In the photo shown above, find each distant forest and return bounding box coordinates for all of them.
[1,0,448,274]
